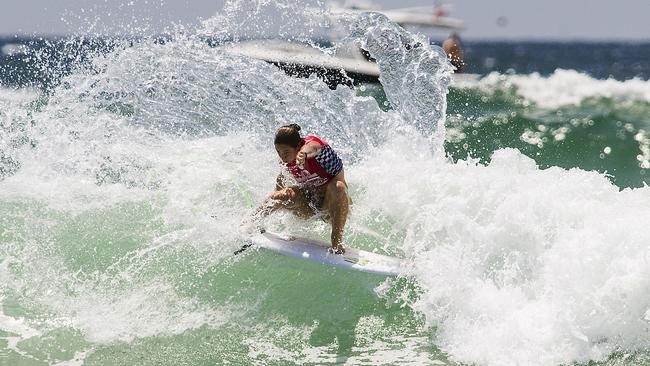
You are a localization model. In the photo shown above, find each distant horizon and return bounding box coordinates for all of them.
[1,0,648,42]
[1,32,649,44]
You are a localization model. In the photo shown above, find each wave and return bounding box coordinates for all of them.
[357,145,650,365]
[457,69,650,109]
[1,2,650,365]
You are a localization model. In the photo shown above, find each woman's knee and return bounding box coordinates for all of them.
[330,180,346,193]
[327,181,348,202]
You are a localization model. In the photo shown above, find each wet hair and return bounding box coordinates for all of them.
[274,124,302,148]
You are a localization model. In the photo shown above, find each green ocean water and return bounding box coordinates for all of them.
[446,88,650,189]
[0,199,438,365]
[361,80,650,189]
[3,72,650,365]
[2,5,650,366]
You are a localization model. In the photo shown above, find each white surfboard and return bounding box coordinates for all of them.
[246,231,403,276]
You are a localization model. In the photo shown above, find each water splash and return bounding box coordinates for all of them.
[199,0,330,43]
[356,146,650,366]
[3,2,650,366]
[349,12,453,153]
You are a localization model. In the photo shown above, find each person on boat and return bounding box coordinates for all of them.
[442,32,465,73]
[254,124,351,254]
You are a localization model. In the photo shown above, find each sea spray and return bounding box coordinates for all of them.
[349,12,453,153]
[199,0,330,44]
[355,145,650,365]
[0,5,420,363]
[2,1,650,365]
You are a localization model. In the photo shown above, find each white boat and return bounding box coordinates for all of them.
[1,43,28,56]
[220,2,477,87]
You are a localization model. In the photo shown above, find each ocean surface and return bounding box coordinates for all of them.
[1,2,650,366]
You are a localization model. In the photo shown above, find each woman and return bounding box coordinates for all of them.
[255,124,351,254]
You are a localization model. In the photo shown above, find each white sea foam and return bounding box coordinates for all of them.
[465,69,650,109]
[56,282,231,344]
[244,315,439,365]
[2,242,236,345]
[0,27,394,356]
[51,350,93,366]
[3,3,650,365]
[0,87,40,170]
[354,142,650,366]
[0,87,39,103]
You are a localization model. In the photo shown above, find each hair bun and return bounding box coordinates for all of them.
[275,124,302,147]
[287,123,301,132]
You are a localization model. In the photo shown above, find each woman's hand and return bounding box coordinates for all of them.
[296,151,309,167]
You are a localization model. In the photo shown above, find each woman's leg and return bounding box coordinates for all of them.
[323,180,350,253]
[256,187,315,220]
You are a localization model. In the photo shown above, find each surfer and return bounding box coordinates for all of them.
[253,124,351,254]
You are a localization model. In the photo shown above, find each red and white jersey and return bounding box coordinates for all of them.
[286,136,343,187]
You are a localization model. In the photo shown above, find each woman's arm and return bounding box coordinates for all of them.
[296,141,322,166]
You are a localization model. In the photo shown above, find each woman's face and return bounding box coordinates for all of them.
[275,144,299,164]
